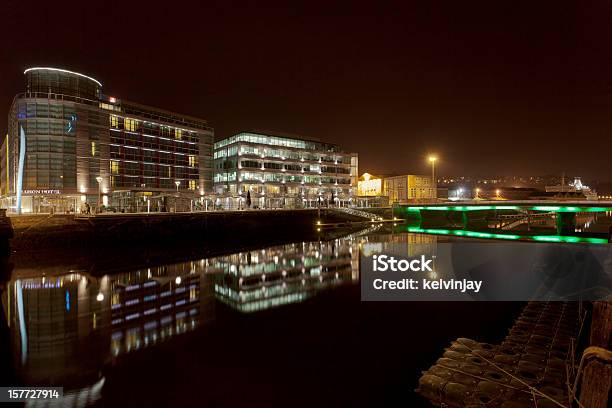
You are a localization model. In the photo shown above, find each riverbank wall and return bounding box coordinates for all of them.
[2,209,366,274]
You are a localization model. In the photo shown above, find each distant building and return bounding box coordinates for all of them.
[213,132,358,209]
[1,67,214,213]
[384,174,435,203]
[356,173,388,207]
[357,173,384,196]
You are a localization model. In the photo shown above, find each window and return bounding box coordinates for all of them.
[175,129,182,140]
[110,115,119,128]
[188,155,197,167]
[91,141,96,157]
[189,180,196,190]
[110,160,119,174]
[124,118,137,132]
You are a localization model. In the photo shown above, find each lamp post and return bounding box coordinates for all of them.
[428,156,437,201]
[95,176,103,213]
[174,180,181,212]
[475,187,481,200]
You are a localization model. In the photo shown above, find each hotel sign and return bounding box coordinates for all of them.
[22,189,62,195]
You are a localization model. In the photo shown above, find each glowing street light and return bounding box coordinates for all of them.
[496,189,501,199]
[174,180,181,191]
[428,155,437,200]
[475,187,481,199]
[96,176,103,213]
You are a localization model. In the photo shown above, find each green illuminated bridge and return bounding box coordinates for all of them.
[393,200,612,244]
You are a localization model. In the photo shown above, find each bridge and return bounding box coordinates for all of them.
[394,200,612,236]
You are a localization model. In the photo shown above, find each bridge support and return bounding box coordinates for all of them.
[419,210,452,228]
[556,212,576,235]
[461,211,488,230]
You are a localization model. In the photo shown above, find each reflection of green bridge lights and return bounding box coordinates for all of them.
[404,226,608,244]
[404,205,521,211]
[402,205,612,212]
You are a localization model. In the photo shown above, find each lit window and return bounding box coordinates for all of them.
[110,160,119,174]
[175,129,182,140]
[109,115,119,128]
[91,141,96,157]
[189,180,196,190]
[188,155,197,167]
[124,118,137,132]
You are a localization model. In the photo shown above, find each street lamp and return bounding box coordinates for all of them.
[174,180,181,191]
[475,187,481,199]
[428,156,437,200]
[496,189,501,199]
[95,176,103,213]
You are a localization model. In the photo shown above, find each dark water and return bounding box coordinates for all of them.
[1,232,524,407]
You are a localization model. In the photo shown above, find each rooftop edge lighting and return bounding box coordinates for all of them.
[24,67,102,87]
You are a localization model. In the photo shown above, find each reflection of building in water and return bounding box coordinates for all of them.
[107,261,214,357]
[4,262,214,393]
[358,232,438,257]
[210,240,359,312]
[3,237,364,402]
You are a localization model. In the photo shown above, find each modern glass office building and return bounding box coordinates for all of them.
[1,67,214,213]
[213,132,358,209]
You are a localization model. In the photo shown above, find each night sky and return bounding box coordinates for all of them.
[2,1,612,181]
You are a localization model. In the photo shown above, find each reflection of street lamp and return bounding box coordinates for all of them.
[475,188,481,199]
[96,176,103,212]
[428,156,437,199]
[96,292,104,302]
[496,189,501,199]
[174,180,181,191]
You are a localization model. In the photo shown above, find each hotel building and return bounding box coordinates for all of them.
[1,67,214,213]
[213,132,358,209]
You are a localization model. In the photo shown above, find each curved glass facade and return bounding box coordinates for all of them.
[25,68,101,100]
[1,68,214,213]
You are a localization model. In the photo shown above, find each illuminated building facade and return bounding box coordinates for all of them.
[357,173,383,196]
[1,67,214,213]
[213,132,358,209]
[384,174,435,203]
[356,172,388,207]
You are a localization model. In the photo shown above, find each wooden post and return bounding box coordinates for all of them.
[579,301,612,407]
